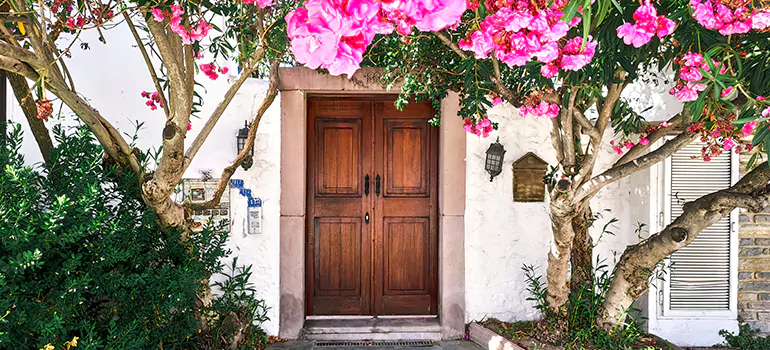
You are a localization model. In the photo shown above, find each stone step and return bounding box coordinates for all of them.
[302,317,442,341]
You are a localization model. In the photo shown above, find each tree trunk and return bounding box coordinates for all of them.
[598,162,770,330]
[6,71,53,163]
[546,199,577,314]
[570,207,593,296]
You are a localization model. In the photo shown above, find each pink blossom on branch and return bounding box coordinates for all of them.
[690,0,768,35]
[616,0,677,48]
[286,0,466,77]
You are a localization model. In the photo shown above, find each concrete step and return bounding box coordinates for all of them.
[302,317,442,341]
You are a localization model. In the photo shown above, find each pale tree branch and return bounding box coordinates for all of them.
[573,109,599,140]
[550,117,564,166]
[7,71,52,163]
[183,47,268,173]
[613,112,686,167]
[434,31,467,59]
[124,12,169,117]
[0,55,141,173]
[599,162,770,328]
[561,87,577,174]
[188,60,280,211]
[575,130,698,202]
[574,80,625,185]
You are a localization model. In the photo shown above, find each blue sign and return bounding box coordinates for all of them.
[230,179,244,189]
[248,197,262,207]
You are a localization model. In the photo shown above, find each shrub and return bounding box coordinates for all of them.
[0,124,267,349]
[720,320,770,350]
[523,261,647,349]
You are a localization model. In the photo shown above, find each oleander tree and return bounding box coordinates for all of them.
[281,0,770,331]
[4,0,770,339]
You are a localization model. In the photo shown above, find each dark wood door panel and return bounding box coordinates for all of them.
[307,98,372,316]
[308,97,437,316]
[382,217,430,294]
[314,217,362,295]
[314,118,362,197]
[384,119,429,197]
[373,100,438,316]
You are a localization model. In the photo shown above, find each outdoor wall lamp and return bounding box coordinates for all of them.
[236,121,254,170]
[485,137,506,182]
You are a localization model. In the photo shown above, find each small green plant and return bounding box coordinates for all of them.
[522,258,647,349]
[720,320,770,350]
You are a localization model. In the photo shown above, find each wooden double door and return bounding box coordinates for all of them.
[306,97,438,316]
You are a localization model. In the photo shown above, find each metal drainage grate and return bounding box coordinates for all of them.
[315,340,436,347]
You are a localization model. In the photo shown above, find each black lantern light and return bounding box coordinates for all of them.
[485,137,506,182]
[236,121,254,170]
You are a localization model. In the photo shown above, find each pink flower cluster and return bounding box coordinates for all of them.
[141,91,163,111]
[241,0,273,8]
[36,99,53,122]
[669,52,725,102]
[520,101,560,118]
[616,0,676,48]
[690,0,770,35]
[286,0,466,77]
[199,63,229,80]
[152,5,213,44]
[463,115,494,137]
[458,0,596,78]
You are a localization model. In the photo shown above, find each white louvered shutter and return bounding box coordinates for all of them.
[664,141,736,313]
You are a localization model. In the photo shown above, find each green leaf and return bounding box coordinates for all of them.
[582,0,592,44]
[562,0,582,24]
[595,0,612,27]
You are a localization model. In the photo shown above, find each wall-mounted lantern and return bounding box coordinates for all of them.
[236,121,254,170]
[512,152,548,202]
[485,137,506,182]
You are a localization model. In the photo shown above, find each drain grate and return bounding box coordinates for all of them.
[315,340,436,347]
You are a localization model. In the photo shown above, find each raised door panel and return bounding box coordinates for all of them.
[315,217,362,295]
[384,120,429,197]
[314,119,362,197]
[383,217,429,293]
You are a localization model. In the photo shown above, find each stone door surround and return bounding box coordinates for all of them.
[278,67,466,339]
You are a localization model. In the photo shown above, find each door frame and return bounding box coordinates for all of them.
[278,67,466,339]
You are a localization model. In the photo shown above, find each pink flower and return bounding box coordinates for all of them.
[625,141,635,149]
[520,101,560,118]
[671,83,707,102]
[753,11,770,30]
[616,0,676,47]
[152,8,165,22]
[723,137,737,150]
[492,96,503,106]
[660,121,670,128]
[199,63,219,80]
[741,121,757,137]
[690,0,757,35]
[612,145,624,155]
[188,122,192,131]
[639,137,650,145]
[559,37,597,71]
[758,96,766,101]
[541,63,559,78]
[720,86,735,98]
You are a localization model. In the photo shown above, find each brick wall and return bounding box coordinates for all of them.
[738,152,770,334]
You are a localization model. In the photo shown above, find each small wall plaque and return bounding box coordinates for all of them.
[512,152,548,202]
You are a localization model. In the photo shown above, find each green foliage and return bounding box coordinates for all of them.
[523,262,647,349]
[0,124,268,349]
[720,320,770,350]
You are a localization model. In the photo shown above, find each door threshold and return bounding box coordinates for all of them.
[305,315,438,320]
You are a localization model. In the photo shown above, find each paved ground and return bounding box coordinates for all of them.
[266,340,483,350]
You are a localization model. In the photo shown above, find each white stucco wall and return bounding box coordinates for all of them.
[463,103,652,323]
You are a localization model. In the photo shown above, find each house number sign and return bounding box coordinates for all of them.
[247,197,262,235]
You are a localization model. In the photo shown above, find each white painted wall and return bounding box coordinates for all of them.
[463,103,652,323]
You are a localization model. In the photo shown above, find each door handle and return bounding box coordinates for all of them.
[375,175,381,196]
[364,174,370,197]
[365,212,370,224]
